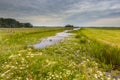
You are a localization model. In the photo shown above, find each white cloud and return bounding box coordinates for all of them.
[87,17,120,27]
[18,15,64,26]
[65,0,120,15]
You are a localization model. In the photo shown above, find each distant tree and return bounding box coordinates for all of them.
[23,23,33,28]
[0,18,2,28]
[65,24,74,28]
[5,18,17,28]
[0,18,4,28]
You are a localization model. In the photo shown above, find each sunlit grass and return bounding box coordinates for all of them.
[82,28,120,47]
[75,28,120,66]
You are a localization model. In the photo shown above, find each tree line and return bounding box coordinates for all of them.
[0,18,33,28]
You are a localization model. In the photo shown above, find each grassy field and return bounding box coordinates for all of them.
[78,28,120,66]
[81,28,120,47]
[0,27,120,80]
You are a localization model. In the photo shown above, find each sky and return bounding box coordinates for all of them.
[0,0,120,27]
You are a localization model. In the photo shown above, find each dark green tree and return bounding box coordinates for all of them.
[0,18,33,28]
[65,24,74,28]
[23,23,33,28]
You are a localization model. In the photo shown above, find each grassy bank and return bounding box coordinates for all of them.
[0,36,110,80]
[75,28,120,67]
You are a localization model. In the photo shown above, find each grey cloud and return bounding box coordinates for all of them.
[63,0,120,25]
[0,0,120,26]
[0,0,80,17]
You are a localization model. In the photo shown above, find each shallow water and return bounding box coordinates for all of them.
[33,28,80,49]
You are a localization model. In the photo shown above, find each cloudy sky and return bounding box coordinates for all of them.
[0,0,120,26]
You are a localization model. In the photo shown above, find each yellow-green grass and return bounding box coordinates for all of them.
[0,28,65,51]
[81,28,120,47]
[0,28,64,37]
[0,28,65,69]
[0,27,64,45]
[76,28,120,66]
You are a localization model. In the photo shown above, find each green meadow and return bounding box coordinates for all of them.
[0,28,120,80]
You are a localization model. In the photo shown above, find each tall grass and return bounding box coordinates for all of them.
[88,39,120,66]
[75,28,120,67]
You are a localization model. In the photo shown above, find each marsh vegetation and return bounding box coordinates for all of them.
[0,27,120,80]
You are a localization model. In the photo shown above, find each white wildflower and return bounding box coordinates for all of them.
[94,74,98,79]
[1,69,11,77]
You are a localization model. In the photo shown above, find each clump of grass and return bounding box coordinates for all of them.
[79,36,87,44]
[88,40,120,66]
[75,33,82,38]
[75,31,87,44]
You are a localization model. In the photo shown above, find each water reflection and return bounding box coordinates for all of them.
[33,28,80,49]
